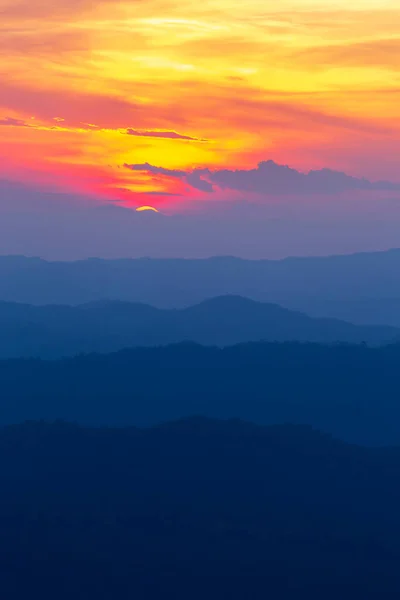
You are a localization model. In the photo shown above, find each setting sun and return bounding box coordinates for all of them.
[136,206,159,213]
[1,0,399,212]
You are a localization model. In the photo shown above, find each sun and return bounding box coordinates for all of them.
[136,206,159,213]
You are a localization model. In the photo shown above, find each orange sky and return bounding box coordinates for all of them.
[1,0,400,209]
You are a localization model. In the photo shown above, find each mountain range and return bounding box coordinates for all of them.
[1,249,400,326]
[0,295,397,358]
[3,342,400,445]
[3,417,400,598]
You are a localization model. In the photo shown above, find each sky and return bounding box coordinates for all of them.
[1,0,400,257]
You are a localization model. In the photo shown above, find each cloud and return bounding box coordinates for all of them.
[221,94,395,136]
[0,116,31,127]
[126,129,206,141]
[293,38,400,71]
[0,28,89,57]
[124,162,213,192]
[126,163,186,178]
[125,160,400,196]
[0,116,203,142]
[0,80,141,129]
[204,161,400,194]
[1,0,109,20]
[185,172,214,193]
[142,191,183,197]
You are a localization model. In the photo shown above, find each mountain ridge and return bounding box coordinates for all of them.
[1,250,400,328]
[3,341,400,444]
[2,415,400,598]
[0,295,397,359]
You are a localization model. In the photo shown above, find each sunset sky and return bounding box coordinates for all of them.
[1,0,400,213]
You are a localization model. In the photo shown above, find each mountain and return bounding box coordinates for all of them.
[2,417,400,599]
[283,296,400,328]
[3,342,400,445]
[1,249,400,327]
[0,295,397,358]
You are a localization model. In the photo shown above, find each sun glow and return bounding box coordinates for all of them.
[136,206,159,213]
[1,0,400,209]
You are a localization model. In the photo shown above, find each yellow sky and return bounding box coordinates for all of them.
[1,0,399,207]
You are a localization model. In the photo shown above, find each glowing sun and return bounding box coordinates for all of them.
[136,206,159,213]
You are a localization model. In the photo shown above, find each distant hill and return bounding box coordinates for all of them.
[3,342,400,444]
[2,417,400,598]
[0,295,397,358]
[1,249,400,326]
[285,296,400,328]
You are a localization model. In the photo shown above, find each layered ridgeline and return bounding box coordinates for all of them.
[1,249,400,326]
[0,296,398,359]
[3,342,400,445]
[1,417,400,599]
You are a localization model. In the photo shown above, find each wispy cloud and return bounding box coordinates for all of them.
[0,80,141,129]
[293,38,400,71]
[126,129,207,141]
[142,190,183,196]
[0,116,31,127]
[126,163,183,175]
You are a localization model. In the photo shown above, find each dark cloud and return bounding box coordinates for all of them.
[127,160,400,196]
[205,161,400,194]
[112,187,183,199]
[125,163,186,178]
[126,129,206,142]
[185,172,214,193]
[124,162,212,192]
[143,191,183,197]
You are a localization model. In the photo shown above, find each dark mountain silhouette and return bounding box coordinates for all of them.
[2,417,400,599]
[3,342,400,444]
[0,295,397,358]
[1,249,400,326]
